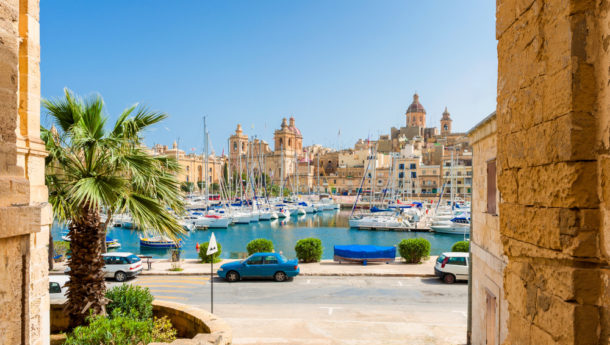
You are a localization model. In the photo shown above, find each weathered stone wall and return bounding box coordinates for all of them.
[496,0,609,343]
[0,0,51,344]
[469,114,509,345]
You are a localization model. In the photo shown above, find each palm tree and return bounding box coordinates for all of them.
[42,89,185,327]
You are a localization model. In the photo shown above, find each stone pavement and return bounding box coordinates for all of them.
[50,256,437,277]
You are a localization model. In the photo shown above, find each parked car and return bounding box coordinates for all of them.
[434,252,469,284]
[64,252,143,282]
[217,252,299,282]
[49,275,70,302]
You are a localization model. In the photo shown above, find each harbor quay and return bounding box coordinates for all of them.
[50,256,439,277]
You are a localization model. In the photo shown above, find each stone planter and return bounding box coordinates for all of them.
[50,300,232,344]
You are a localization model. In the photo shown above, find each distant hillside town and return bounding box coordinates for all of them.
[150,93,472,198]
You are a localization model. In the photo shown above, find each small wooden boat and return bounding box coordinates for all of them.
[140,236,181,248]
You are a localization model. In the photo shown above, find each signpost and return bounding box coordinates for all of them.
[207,233,218,313]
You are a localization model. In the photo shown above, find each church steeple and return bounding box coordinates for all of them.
[441,106,452,136]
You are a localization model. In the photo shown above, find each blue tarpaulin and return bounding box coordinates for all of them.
[334,245,396,261]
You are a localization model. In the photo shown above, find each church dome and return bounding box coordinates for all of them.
[406,93,426,114]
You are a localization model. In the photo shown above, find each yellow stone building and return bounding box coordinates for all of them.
[150,142,226,189]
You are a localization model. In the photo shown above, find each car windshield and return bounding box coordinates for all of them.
[436,255,446,263]
[127,254,141,264]
[279,254,288,263]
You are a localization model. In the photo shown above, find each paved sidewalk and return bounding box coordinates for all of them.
[50,256,437,277]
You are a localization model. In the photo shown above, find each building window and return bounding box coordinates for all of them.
[487,160,497,214]
[410,163,416,169]
[399,172,404,178]
[411,172,416,178]
[399,164,405,170]
[233,142,237,151]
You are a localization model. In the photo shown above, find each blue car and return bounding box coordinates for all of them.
[217,252,300,282]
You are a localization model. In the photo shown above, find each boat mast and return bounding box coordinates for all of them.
[450,149,454,209]
[227,138,232,200]
[307,148,311,195]
[280,143,284,198]
[203,117,209,213]
[317,152,320,195]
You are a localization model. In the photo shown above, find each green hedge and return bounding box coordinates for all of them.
[451,240,470,252]
[294,238,323,262]
[105,285,153,321]
[65,315,154,345]
[398,238,431,264]
[198,241,222,263]
[65,315,176,345]
[246,238,274,255]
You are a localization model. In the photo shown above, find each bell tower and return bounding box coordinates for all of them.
[440,107,452,136]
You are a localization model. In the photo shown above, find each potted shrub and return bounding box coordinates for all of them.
[398,238,431,264]
[246,238,274,255]
[199,241,223,263]
[451,240,470,252]
[294,238,323,262]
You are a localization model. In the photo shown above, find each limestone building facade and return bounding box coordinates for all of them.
[0,1,52,344]
[468,112,508,345]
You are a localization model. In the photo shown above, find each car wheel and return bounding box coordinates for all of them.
[274,271,287,282]
[226,271,240,282]
[443,273,456,284]
[115,271,127,282]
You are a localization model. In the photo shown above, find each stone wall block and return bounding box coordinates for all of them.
[573,304,600,345]
[600,156,610,212]
[530,324,556,345]
[499,203,562,250]
[561,231,600,258]
[497,168,518,203]
[573,268,602,305]
[533,295,577,343]
[516,162,598,208]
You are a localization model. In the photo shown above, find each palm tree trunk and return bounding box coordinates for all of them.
[65,205,106,328]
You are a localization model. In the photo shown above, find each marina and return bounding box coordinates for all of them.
[52,210,468,260]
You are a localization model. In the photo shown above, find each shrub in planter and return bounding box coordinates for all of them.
[151,316,177,343]
[398,238,431,264]
[198,241,222,263]
[294,238,323,262]
[105,285,153,321]
[451,240,470,253]
[246,238,274,255]
[64,315,154,345]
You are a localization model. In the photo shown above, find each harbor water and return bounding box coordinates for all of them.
[51,211,469,260]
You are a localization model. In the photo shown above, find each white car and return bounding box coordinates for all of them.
[63,252,143,282]
[434,252,469,284]
[49,275,70,302]
[103,252,143,282]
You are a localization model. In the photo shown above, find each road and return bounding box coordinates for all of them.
[52,275,468,345]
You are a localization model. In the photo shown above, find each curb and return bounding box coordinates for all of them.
[50,271,435,278]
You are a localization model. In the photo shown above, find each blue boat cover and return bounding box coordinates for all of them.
[334,245,396,259]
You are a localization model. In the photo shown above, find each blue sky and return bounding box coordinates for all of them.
[40,1,496,153]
